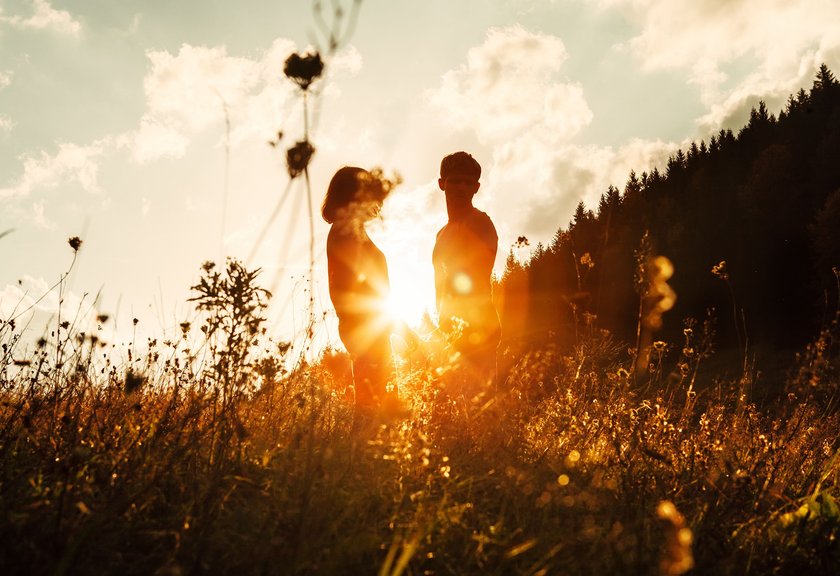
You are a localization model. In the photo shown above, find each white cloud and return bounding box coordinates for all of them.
[488,137,676,239]
[2,36,338,213]
[143,44,263,132]
[131,38,351,162]
[429,25,591,143]
[0,0,82,37]
[588,0,840,131]
[0,114,13,133]
[0,275,88,325]
[0,73,14,133]
[0,137,112,199]
[131,116,189,164]
[31,199,50,228]
[118,13,142,36]
[426,25,678,244]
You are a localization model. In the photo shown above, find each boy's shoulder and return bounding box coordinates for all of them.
[467,207,497,237]
[469,207,495,224]
[435,208,497,246]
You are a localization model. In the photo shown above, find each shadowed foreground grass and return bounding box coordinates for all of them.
[1,308,838,576]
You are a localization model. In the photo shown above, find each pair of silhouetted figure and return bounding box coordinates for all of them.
[323,152,501,411]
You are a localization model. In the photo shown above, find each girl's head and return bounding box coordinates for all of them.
[321,166,389,224]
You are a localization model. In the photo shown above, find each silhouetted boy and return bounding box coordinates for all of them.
[433,151,501,388]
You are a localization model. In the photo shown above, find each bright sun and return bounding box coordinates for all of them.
[386,261,435,328]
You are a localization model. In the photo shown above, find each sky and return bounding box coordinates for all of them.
[2,0,840,356]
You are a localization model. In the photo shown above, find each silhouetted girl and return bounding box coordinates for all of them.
[322,167,398,409]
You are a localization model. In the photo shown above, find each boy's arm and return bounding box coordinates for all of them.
[473,214,498,278]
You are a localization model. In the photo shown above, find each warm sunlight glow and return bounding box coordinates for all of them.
[386,262,435,328]
[452,272,472,295]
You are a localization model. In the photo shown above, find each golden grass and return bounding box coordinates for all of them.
[1,259,838,575]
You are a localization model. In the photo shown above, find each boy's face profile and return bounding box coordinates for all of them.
[439,172,480,200]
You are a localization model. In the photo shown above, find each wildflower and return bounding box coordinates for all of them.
[711,260,728,280]
[580,252,594,269]
[68,236,82,252]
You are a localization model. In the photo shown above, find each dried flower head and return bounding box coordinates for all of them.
[286,140,316,179]
[68,236,82,252]
[124,369,146,395]
[283,51,324,91]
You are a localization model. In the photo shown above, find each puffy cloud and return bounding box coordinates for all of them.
[130,116,190,164]
[31,199,49,228]
[142,44,263,133]
[587,0,840,131]
[0,0,82,37]
[427,25,676,244]
[2,37,341,215]
[0,275,72,318]
[131,39,359,162]
[429,25,592,143]
[0,137,112,199]
[133,42,264,160]
[1,74,14,132]
[489,137,675,239]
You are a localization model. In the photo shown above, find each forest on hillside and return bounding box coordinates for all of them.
[496,64,840,356]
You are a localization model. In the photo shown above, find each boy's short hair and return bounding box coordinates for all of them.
[440,151,481,180]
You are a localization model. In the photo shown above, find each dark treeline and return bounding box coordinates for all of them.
[496,64,840,353]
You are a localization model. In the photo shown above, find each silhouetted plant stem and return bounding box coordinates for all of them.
[218,93,231,262]
[302,91,316,336]
[726,278,743,359]
[247,179,294,265]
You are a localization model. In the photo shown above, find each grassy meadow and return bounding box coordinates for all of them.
[1,251,839,576]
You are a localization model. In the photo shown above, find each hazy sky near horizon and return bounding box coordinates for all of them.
[2,0,840,352]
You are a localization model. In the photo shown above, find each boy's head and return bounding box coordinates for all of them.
[440,151,481,181]
[439,151,481,204]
